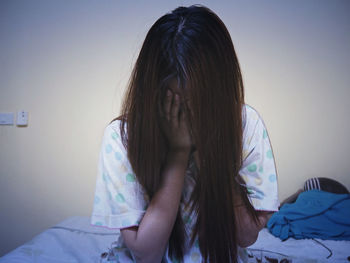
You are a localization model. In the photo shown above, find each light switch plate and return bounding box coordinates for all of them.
[0,112,14,125]
[17,111,28,126]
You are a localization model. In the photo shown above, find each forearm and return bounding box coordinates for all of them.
[121,151,189,263]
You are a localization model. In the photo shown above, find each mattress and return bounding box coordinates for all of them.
[1,216,349,262]
[247,228,350,262]
[0,216,118,263]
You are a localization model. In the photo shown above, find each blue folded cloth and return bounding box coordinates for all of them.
[267,190,350,240]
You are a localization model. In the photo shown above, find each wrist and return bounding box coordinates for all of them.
[167,150,190,166]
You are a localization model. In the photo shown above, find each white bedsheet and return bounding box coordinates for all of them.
[247,228,350,263]
[2,217,350,262]
[0,216,119,263]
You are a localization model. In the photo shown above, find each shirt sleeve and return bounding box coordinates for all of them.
[239,105,280,211]
[91,120,148,229]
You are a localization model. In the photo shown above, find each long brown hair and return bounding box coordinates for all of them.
[118,5,258,262]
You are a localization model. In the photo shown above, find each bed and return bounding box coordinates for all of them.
[1,216,349,263]
[248,228,350,262]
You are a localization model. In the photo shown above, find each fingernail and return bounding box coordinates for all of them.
[167,90,171,96]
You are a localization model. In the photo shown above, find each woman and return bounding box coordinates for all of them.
[92,5,279,263]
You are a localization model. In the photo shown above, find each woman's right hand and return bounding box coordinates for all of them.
[161,89,192,155]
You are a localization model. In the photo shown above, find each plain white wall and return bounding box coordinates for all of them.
[1,0,349,256]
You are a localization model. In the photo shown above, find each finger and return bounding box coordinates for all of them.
[170,94,180,124]
[179,104,187,126]
[179,107,190,137]
[180,108,192,139]
[164,89,172,121]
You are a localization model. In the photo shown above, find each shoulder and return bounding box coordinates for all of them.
[241,104,270,156]
[242,104,264,132]
[105,119,122,135]
[102,119,125,143]
[100,119,128,156]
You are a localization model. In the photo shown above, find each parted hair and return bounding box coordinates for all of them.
[118,5,258,263]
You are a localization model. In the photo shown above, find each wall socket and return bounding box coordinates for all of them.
[0,113,14,125]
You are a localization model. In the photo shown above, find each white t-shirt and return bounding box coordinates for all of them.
[91,104,279,262]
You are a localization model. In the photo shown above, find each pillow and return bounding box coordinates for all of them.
[304,177,349,194]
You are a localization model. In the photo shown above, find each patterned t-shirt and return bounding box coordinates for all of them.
[91,104,280,262]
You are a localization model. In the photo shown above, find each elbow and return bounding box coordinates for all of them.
[237,231,259,247]
[129,248,163,263]
[120,227,165,263]
[131,253,155,263]
[236,223,260,248]
[122,232,164,263]
[124,241,163,263]
[235,211,271,247]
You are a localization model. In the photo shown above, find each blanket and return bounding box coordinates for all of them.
[267,190,350,241]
